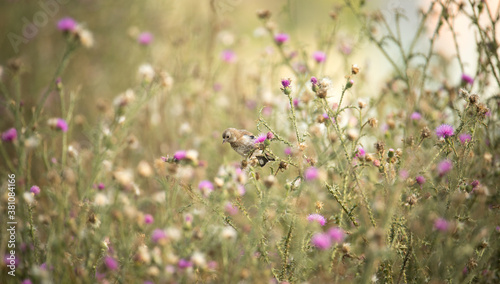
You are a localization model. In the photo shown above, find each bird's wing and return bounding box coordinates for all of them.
[238,129,255,137]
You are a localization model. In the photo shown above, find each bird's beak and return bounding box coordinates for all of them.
[222,139,226,144]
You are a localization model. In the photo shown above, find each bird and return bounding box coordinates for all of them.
[222,128,275,167]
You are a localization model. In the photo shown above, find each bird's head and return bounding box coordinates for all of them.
[222,128,238,144]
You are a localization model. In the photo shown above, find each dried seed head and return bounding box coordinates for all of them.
[404,136,414,146]
[279,161,288,170]
[368,118,378,128]
[315,201,324,211]
[374,141,385,154]
[406,194,418,206]
[420,126,431,139]
[351,64,360,75]
[256,9,271,20]
[469,94,479,105]
[263,175,276,188]
[358,99,367,109]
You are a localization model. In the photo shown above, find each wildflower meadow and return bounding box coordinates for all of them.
[1,0,499,283]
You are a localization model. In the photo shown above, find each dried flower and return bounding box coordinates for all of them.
[307,214,326,226]
[420,126,431,139]
[436,124,454,139]
[351,64,360,74]
[256,10,271,19]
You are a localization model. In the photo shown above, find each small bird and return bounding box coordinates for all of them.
[222,128,275,166]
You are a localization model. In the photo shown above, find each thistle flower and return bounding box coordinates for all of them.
[274,33,289,44]
[304,167,319,181]
[461,74,474,85]
[312,51,326,63]
[221,50,237,63]
[225,202,238,215]
[254,134,267,144]
[434,218,449,232]
[310,76,318,85]
[311,233,331,250]
[437,160,453,176]
[104,256,118,270]
[355,147,366,159]
[178,259,193,269]
[410,112,422,120]
[459,133,472,144]
[30,185,40,195]
[415,176,426,185]
[1,128,17,142]
[173,150,187,160]
[144,214,154,224]
[328,227,345,243]
[48,118,68,132]
[151,229,167,243]
[284,147,292,156]
[138,32,153,45]
[307,214,326,226]
[57,17,77,32]
[198,180,214,196]
[435,124,454,139]
[281,78,291,88]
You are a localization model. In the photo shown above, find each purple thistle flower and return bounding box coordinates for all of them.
[104,256,118,270]
[355,147,365,158]
[151,229,167,243]
[281,78,291,88]
[57,17,77,32]
[21,280,32,284]
[274,33,289,44]
[225,202,238,215]
[1,128,17,142]
[198,180,214,196]
[461,74,474,85]
[471,180,480,189]
[221,50,237,63]
[304,167,319,181]
[410,112,422,120]
[56,118,68,132]
[312,51,326,63]
[434,218,449,232]
[97,183,105,190]
[173,150,187,160]
[284,147,292,156]
[30,185,40,195]
[310,76,318,85]
[437,159,453,176]
[178,259,193,269]
[399,169,409,179]
[138,32,153,45]
[266,132,274,140]
[254,134,267,144]
[144,214,154,224]
[311,233,332,250]
[307,213,326,226]
[327,227,345,243]
[459,133,472,144]
[435,124,454,139]
[415,175,426,185]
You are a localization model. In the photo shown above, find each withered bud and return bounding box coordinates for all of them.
[7,58,22,73]
[351,64,360,75]
[328,133,338,143]
[316,89,327,99]
[387,118,396,129]
[368,118,378,128]
[263,175,276,188]
[476,103,489,118]
[329,11,338,19]
[316,114,327,123]
[241,160,248,169]
[341,243,351,254]
[395,148,403,157]
[420,126,431,139]
[365,153,375,162]
[404,136,414,146]
[358,99,367,109]
[315,201,324,211]
[406,194,418,206]
[256,9,271,20]
[279,161,288,170]
[374,141,385,154]
[469,94,479,105]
